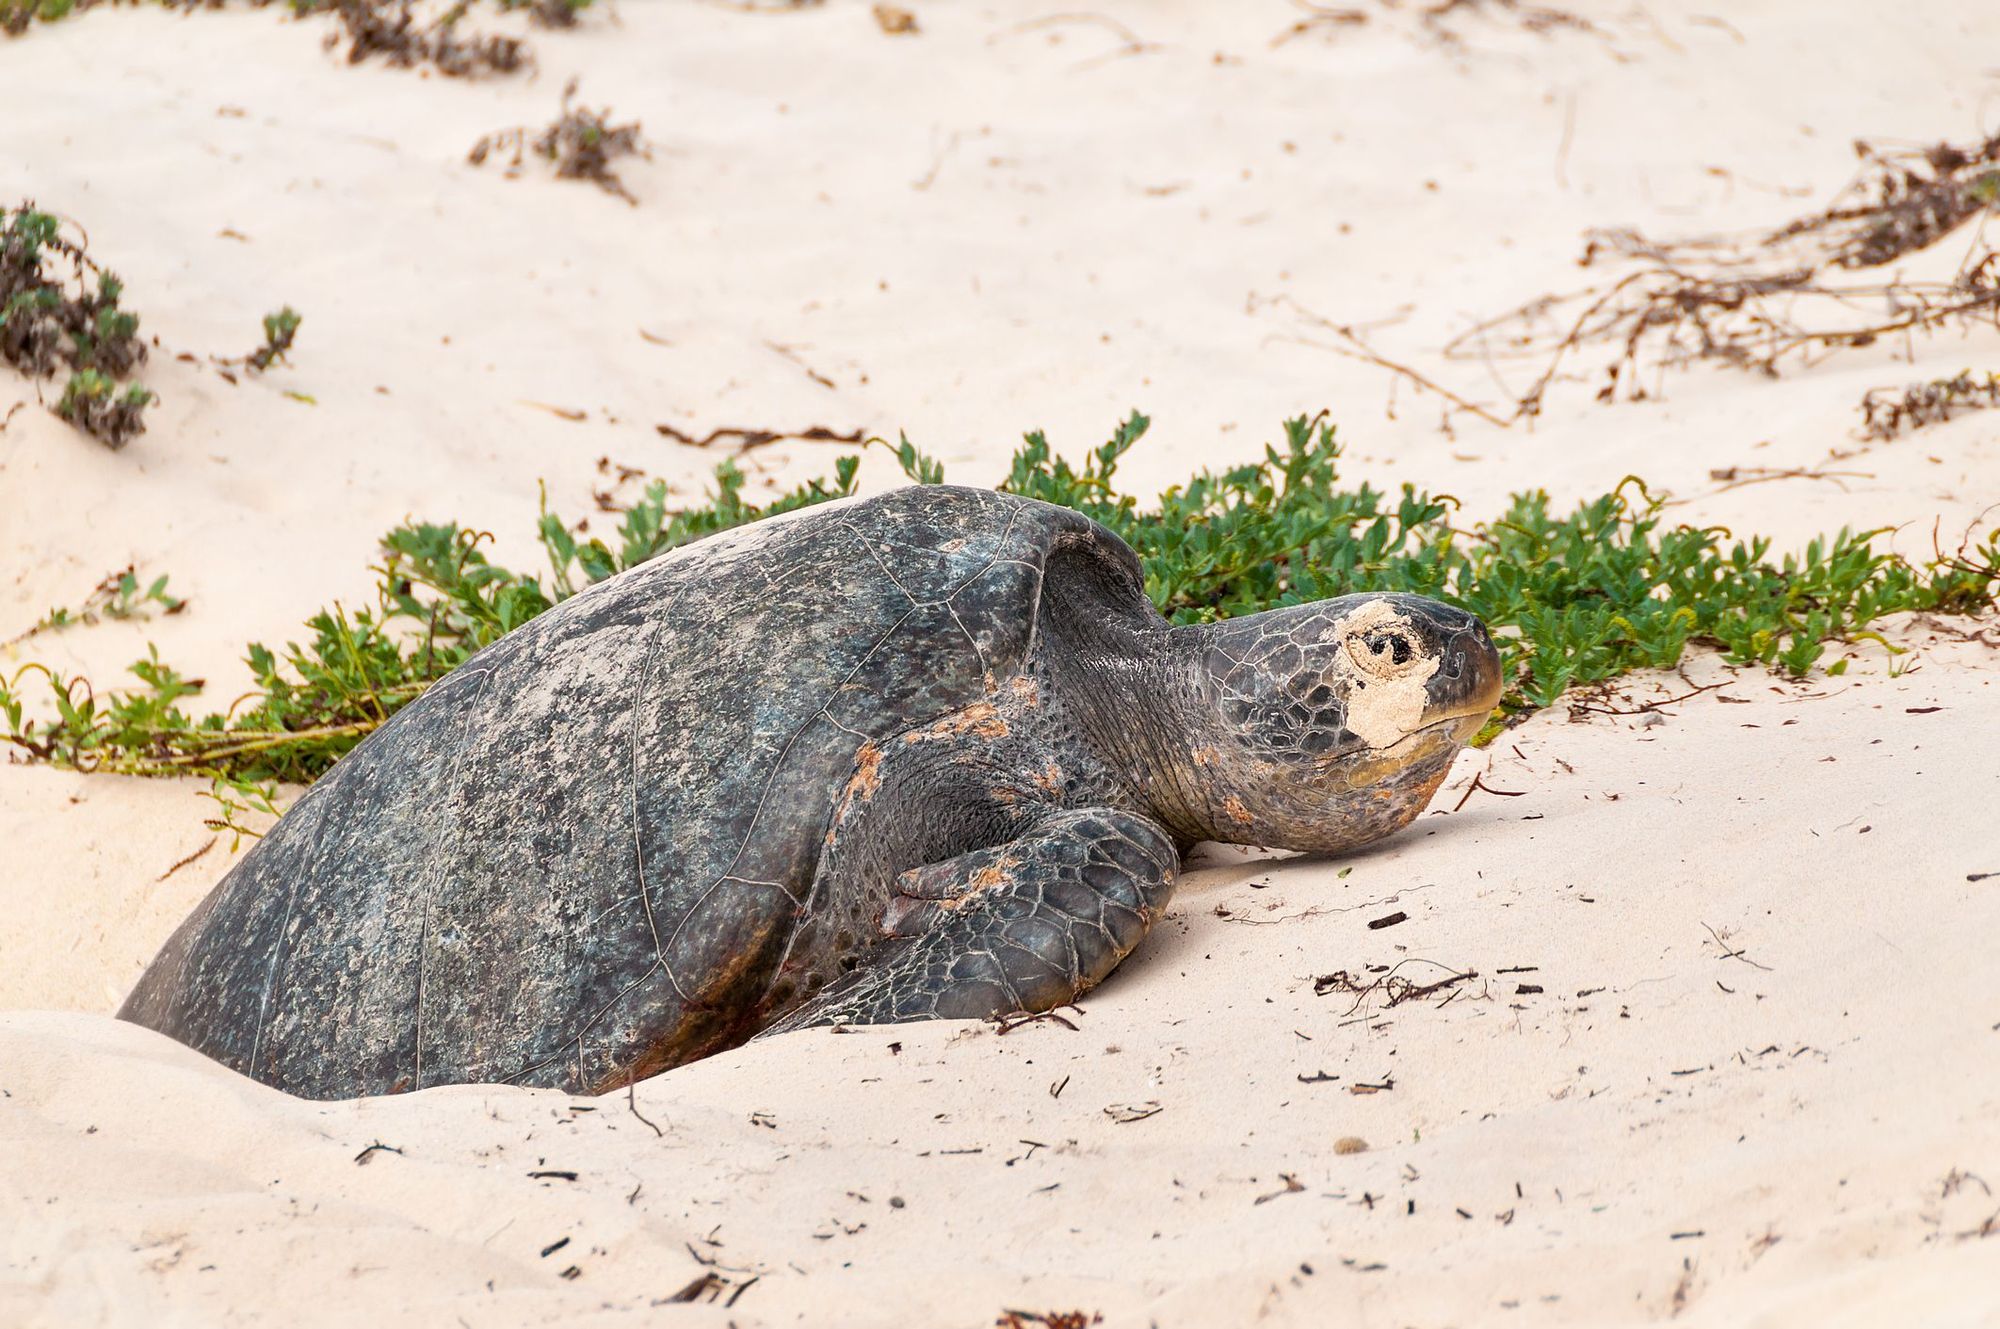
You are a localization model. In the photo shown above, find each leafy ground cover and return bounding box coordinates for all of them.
[3,412,1995,832]
[1,204,152,448]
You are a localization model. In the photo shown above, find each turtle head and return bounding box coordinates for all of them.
[1180,593,1503,853]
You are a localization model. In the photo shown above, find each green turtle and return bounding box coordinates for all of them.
[121,485,1502,1099]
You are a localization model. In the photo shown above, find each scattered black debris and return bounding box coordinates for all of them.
[1103,1101,1162,1124]
[528,1169,579,1181]
[1366,910,1408,930]
[666,1272,725,1304]
[353,1140,403,1165]
[539,1236,571,1258]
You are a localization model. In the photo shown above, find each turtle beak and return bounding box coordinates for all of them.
[1422,614,1504,737]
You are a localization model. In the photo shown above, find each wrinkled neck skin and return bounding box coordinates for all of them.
[1037,618,1213,848]
[1032,576,1283,850]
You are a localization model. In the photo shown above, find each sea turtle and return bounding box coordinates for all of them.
[122,484,1502,1100]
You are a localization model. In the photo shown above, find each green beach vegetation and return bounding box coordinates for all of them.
[4,411,1994,833]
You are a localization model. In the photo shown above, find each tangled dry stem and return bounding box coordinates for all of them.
[1418,132,2000,422]
[1313,961,1483,1016]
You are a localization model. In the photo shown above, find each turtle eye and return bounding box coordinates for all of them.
[1372,631,1413,665]
[1346,626,1421,677]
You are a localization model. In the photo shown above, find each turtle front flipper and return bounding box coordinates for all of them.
[761,808,1179,1035]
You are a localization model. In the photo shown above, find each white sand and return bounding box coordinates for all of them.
[3,2,1997,1324]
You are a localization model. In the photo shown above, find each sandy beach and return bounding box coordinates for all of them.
[3,2,1997,1324]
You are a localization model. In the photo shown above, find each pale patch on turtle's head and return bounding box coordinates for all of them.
[1186,593,1503,853]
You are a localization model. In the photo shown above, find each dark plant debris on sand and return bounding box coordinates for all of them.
[470,79,648,204]
[246,306,303,373]
[4,566,184,649]
[1859,369,2000,440]
[309,0,527,78]
[5,0,596,77]
[995,1312,1104,1329]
